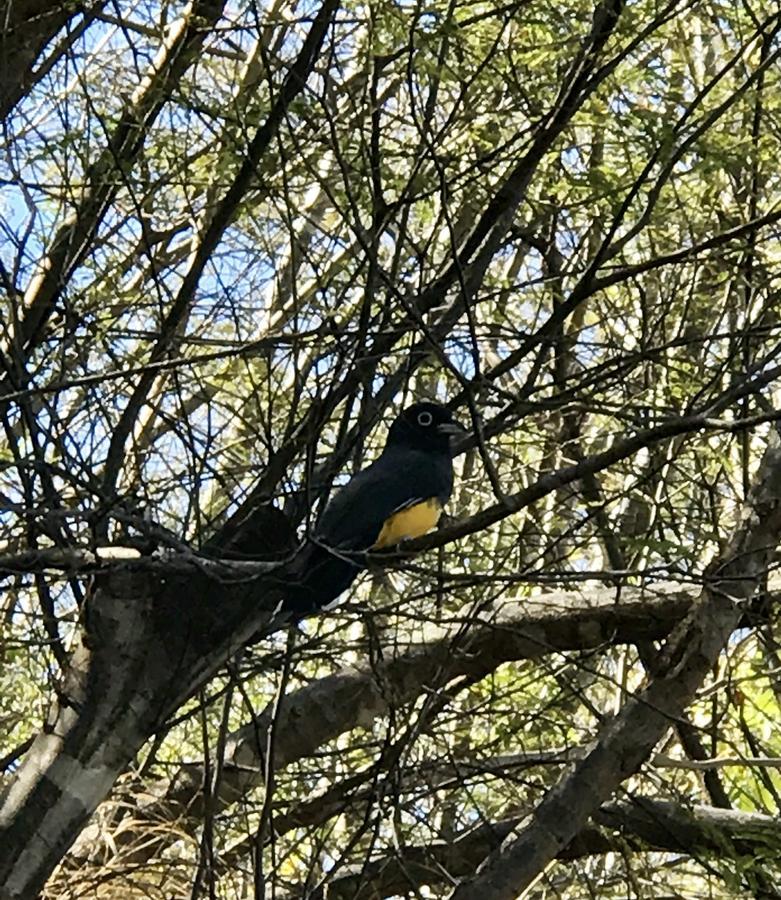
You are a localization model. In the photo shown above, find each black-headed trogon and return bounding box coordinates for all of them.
[285,402,461,616]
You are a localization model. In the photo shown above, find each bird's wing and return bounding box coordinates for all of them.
[283,446,453,617]
[389,495,427,514]
[315,446,453,551]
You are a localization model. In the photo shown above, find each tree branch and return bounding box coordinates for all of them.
[1,0,226,391]
[0,1,105,121]
[449,423,781,899]
[310,798,781,899]
[99,0,341,498]
[78,582,701,867]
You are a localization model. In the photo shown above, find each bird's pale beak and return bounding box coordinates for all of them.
[437,421,465,436]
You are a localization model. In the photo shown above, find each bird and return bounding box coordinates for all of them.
[284,401,462,617]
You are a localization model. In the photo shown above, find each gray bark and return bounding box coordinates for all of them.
[0,556,286,898]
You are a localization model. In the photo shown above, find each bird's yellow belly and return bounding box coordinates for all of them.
[373,498,443,549]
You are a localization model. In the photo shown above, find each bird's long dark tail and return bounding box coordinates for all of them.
[251,542,362,642]
[284,541,362,616]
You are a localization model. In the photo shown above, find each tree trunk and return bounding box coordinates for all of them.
[0,558,284,898]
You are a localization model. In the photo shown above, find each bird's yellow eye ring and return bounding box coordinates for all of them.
[417,411,433,427]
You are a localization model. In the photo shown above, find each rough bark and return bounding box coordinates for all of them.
[0,555,286,898]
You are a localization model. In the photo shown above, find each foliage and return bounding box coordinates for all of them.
[3,0,781,897]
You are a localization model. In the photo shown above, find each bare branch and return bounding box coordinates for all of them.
[0,0,226,390]
[449,424,781,899]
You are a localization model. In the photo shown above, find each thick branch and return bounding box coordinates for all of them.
[85,582,697,866]
[313,799,781,899]
[0,1,105,121]
[0,554,288,897]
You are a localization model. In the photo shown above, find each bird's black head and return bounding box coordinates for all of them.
[384,402,462,455]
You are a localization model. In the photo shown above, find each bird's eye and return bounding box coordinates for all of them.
[417,411,433,427]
